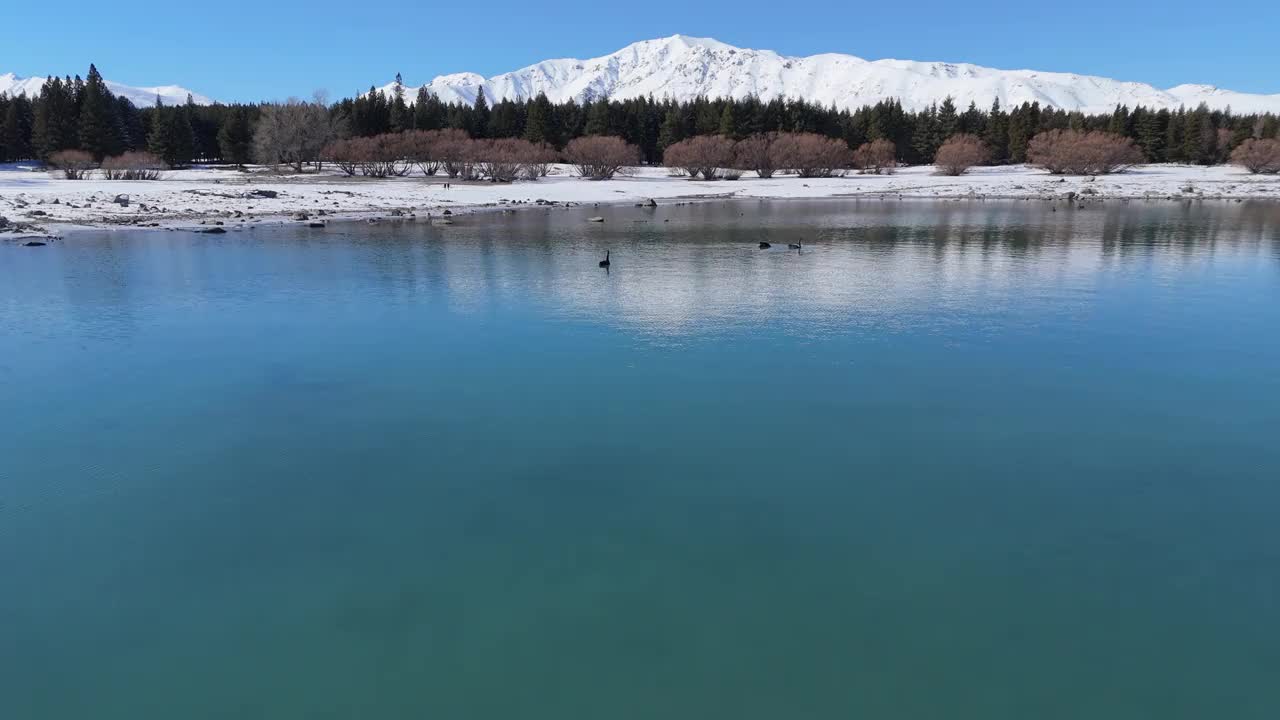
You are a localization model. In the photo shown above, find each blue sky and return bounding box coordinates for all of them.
[3,0,1278,102]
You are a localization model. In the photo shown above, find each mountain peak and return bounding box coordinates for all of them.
[645,34,738,51]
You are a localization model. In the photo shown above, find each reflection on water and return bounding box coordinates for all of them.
[5,200,1278,343]
[1,200,1279,720]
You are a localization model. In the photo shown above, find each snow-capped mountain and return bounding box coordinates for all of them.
[0,72,212,107]
[385,35,1280,115]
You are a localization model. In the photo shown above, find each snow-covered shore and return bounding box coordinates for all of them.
[3,162,1278,237]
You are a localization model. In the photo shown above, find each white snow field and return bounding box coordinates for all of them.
[3,162,1277,236]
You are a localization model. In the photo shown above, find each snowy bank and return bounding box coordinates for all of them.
[2,162,1278,237]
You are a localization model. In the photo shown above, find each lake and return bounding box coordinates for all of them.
[2,200,1279,719]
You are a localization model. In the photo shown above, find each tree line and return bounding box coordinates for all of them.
[3,64,1279,169]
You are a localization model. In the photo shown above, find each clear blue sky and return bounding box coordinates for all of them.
[3,0,1277,102]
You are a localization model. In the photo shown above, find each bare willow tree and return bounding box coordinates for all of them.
[253,98,345,173]
[769,133,851,178]
[934,134,989,176]
[663,135,736,179]
[734,133,778,178]
[851,139,897,174]
[476,138,543,182]
[401,128,468,177]
[563,136,640,180]
[48,150,96,179]
[101,151,165,180]
[425,129,479,179]
[324,137,363,176]
[1230,138,1280,174]
[520,142,558,180]
[1027,130,1142,175]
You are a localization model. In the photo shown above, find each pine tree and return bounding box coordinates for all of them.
[1108,105,1131,136]
[116,96,145,151]
[738,95,764,136]
[1,97,33,161]
[936,96,959,140]
[1134,108,1165,162]
[0,96,8,162]
[1182,104,1214,165]
[584,98,611,135]
[32,77,80,158]
[912,103,939,163]
[657,108,685,151]
[78,64,124,160]
[413,87,445,131]
[636,96,661,161]
[717,103,737,138]
[523,92,553,145]
[0,101,15,162]
[693,97,720,135]
[471,87,490,137]
[184,94,207,161]
[147,97,193,168]
[959,100,983,136]
[1165,108,1186,162]
[487,99,522,138]
[984,98,1009,163]
[1007,103,1034,163]
[389,73,409,132]
[217,106,253,168]
[1261,115,1280,139]
[148,100,175,165]
[172,103,195,165]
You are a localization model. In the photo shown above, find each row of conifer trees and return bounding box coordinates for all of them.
[2,65,1277,168]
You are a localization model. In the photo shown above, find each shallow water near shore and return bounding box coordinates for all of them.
[3,199,1279,719]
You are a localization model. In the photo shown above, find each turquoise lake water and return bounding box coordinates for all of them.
[2,200,1279,718]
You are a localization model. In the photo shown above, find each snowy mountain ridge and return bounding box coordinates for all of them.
[5,36,1277,114]
[0,72,212,107]
[384,35,1280,115]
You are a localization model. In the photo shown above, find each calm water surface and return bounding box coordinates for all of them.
[2,200,1279,718]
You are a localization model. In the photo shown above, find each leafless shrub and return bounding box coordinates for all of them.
[520,142,558,180]
[425,130,479,179]
[734,133,778,178]
[323,137,363,176]
[48,149,95,179]
[322,135,412,178]
[563,135,641,180]
[769,132,851,178]
[718,168,743,180]
[934,134,989,176]
[366,134,414,177]
[852,139,896,174]
[1230,138,1280,174]
[663,135,736,179]
[402,128,469,177]
[101,152,165,180]
[473,138,543,182]
[1027,129,1143,175]
[661,140,704,178]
